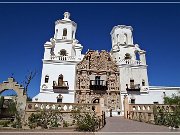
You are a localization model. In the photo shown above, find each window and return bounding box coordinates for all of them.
[130,79,134,88]
[125,53,131,59]
[131,99,135,104]
[63,28,67,36]
[45,75,49,83]
[57,98,62,103]
[95,76,100,85]
[153,101,159,104]
[72,31,74,39]
[60,49,67,56]
[142,80,145,86]
[124,33,128,44]
[57,94,63,103]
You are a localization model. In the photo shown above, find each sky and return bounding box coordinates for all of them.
[0,2,180,98]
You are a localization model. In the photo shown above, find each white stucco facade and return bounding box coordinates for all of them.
[33,12,83,103]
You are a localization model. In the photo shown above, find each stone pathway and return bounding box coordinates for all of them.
[99,116,180,132]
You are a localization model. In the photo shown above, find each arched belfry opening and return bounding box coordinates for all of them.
[60,49,67,56]
[135,51,140,60]
[125,53,131,59]
[123,33,128,44]
[63,28,67,37]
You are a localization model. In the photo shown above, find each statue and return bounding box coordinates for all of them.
[58,74,64,86]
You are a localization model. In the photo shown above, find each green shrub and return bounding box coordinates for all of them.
[0,120,11,127]
[50,116,60,128]
[28,111,62,129]
[11,112,22,128]
[153,94,180,128]
[74,112,99,132]
[63,120,69,127]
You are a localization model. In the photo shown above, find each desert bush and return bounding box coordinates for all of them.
[28,111,62,129]
[74,112,99,132]
[0,120,11,127]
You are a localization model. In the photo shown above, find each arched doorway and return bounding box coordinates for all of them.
[0,78,27,118]
[0,89,17,119]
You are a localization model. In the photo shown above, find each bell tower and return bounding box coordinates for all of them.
[54,12,76,41]
[111,25,149,94]
[33,12,83,103]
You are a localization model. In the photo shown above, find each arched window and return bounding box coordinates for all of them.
[57,94,63,103]
[142,79,145,86]
[125,53,131,59]
[72,31,74,39]
[63,28,67,36]
[60,49,67,56]
[45,75,49,83]
[124,33,128,44]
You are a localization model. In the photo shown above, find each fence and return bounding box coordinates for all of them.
[124,96,178,125]
[24,101,105,130]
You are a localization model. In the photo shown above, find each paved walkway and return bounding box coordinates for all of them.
[99,116,180,132]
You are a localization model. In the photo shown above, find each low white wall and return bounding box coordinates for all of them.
[32,91,75,103]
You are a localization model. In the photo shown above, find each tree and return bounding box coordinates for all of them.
[23,70,37,94]
[164,93,180,105]
[161,93,180,128]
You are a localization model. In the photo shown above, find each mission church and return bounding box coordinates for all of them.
[33,12,180,116]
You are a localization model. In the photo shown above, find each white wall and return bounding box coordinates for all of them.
[32,91,75,103]
[40,62,76,92]
[119,66,148,92]
[54,42,75,57]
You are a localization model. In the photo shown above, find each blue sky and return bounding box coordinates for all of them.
[0,2,180,98]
